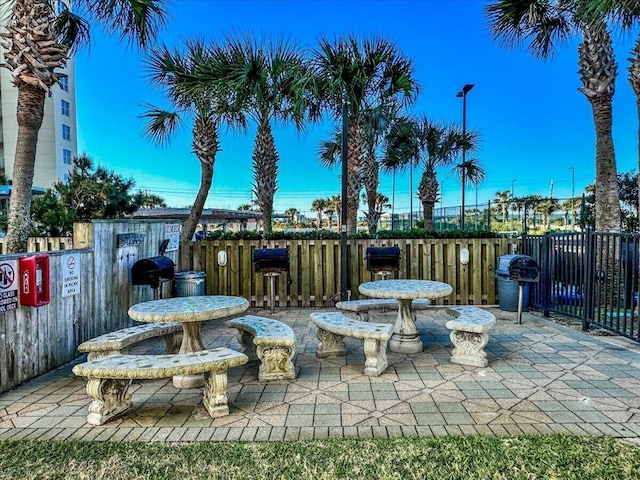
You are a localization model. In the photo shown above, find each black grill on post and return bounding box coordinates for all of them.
[366,246,401,279]
[131,256,175,299]
[253,248,289,313]
[507,255,540,324]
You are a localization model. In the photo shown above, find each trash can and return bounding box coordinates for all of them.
[174,271,206,297]
[496,254,529,312]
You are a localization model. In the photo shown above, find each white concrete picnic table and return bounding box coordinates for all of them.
[128,295,249,387]
[358,279,452,354]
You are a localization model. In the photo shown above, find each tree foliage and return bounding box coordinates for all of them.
[29,154,164,236]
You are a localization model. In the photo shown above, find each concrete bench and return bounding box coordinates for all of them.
[226,315,296,382]
[309,312,393,376]
[78,322,182,360]
[72,348,248,425]
[445,306,496,367]
[335,298,431,321]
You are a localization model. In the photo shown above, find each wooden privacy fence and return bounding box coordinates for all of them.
[181,238,517,308]
[0,236,73,254]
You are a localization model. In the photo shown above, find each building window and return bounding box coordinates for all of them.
[61,100,69,116]
[63,149,71,164]
[63,173,69,182]
[59,76,68,92]
[62,124,71,141]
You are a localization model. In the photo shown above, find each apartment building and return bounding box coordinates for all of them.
[0,2,78,190]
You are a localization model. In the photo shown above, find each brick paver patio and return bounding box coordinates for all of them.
[1,307,639,442]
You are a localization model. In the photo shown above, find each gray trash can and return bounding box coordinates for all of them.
[496,254,529,312]
[174,271,206,297]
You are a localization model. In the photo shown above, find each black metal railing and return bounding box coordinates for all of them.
[523,231,640,342]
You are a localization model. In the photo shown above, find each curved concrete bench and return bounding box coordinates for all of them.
[72,348,248,425]
[226,315,296,382]
[78,322,182,360]
[310,312,393,376]
[445,306,496,367]
[335,298,431,321]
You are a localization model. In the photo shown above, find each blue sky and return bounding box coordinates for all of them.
[75,0,639,217]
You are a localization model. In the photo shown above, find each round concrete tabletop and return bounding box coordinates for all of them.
[128,295,249,323]
[359,279,452,300]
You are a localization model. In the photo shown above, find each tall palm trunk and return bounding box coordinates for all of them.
[417,166,438,230]
[578,22,620,233]
[362,147,380,235]
[182,114,219,241]
[346,118,363,235]
[6,85,46,252]
[3,0,67,252]
[629,38,640,222]
[253,118,278,235]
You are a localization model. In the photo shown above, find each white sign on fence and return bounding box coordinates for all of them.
[0,259,18,313]
[165,224,180,252]
[62,254,80,297]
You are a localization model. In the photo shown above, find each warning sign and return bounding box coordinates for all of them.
[0,260,18,313]
[62,254,80,297]
[164,224,180,252]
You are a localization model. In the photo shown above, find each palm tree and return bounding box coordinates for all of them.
[494,190,511,223]
[1,0,168,253]
[486,0,620,232]
[142,40,245,242]
[323,203,335,230]
[309,34,418,234]
[451,158,486,227]
[238,204,252,211]
[218,34,308,235]
[383,116,477,230]
[580,1,640,223]
[311,198,327,229]
[319,105,400,235]
[284,207,298,225]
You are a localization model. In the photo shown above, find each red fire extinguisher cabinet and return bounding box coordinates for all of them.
[19,254,50,307]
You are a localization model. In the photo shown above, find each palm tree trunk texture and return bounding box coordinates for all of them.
[628,38,640,224]
[6,85,46,253]
[362,149,379,235]
[182,116,219,242]
[253,119,278,235]
[417,168,438,230]
[590,95,620,233]
[346,119,363,235]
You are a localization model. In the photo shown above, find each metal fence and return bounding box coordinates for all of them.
[522,231,640,342]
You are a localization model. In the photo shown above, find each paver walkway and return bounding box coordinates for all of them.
[1,307,639,443]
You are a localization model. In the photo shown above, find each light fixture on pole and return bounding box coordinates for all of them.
[569,166,575,227]
[456,83,474,231]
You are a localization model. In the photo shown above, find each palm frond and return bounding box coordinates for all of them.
[140,105,183,146]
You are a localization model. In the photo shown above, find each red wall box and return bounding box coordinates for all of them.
[19,254,50,307]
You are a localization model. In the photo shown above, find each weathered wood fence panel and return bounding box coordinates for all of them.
[0,220,179,393]
[182,238,516,307]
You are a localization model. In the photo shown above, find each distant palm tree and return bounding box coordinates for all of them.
[2,0,169,252]
[486,0,620,232]
[383,116,476,230]
[237,204,252,211]
[220,34,308,235]
[494,190,511,223]
[451,158,486,225]
[311,198,327,229]
[284,207,298,224]
[142,40,245,241]
[309,34,418,234]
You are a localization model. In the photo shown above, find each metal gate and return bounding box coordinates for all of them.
[522,231,640,342]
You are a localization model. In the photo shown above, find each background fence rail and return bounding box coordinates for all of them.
[181,238,515,308]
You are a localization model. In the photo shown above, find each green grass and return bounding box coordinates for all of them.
[1,435,639,479]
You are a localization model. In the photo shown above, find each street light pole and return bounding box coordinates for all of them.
[456,83,474,231]
[340,93,349,301]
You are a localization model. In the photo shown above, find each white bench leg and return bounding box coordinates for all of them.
[357,311,370,322]
[449,330,490,367]
[315,328,346,358]
[257,345,296,382]
[85,378,132,425]
[203,371,230,418]
[363,338,389,376]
